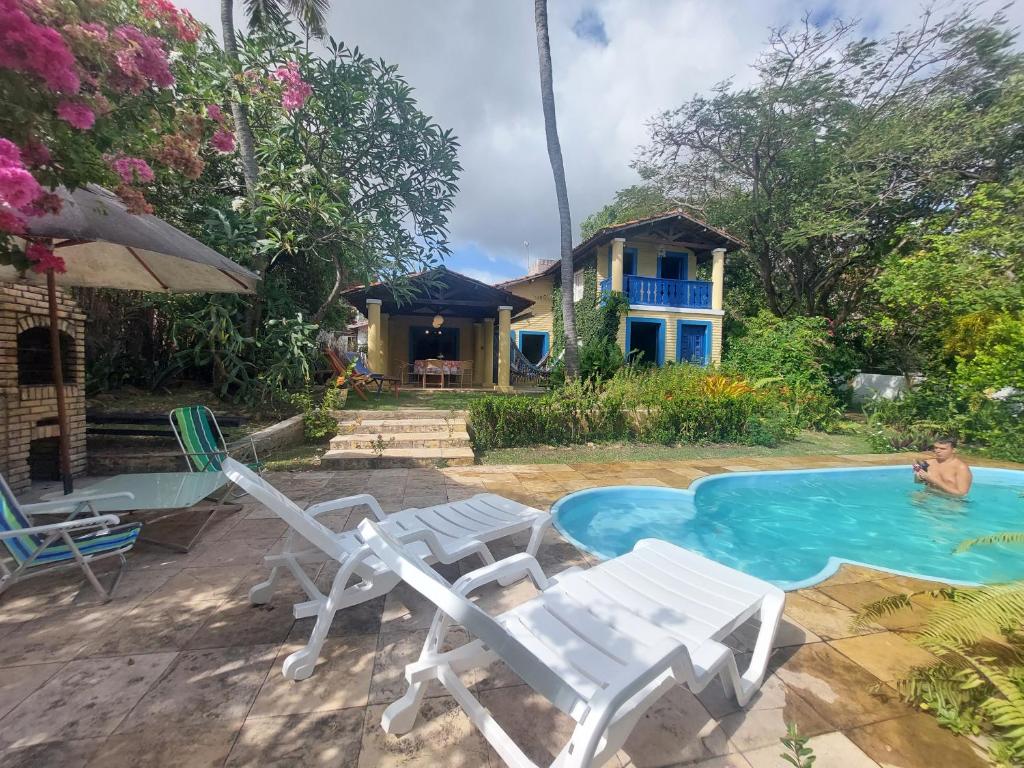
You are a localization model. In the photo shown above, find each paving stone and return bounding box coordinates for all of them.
[716,680,832,752]
[783,590,883,641]
[116,644,277,733]
[829,632,939,683]
[846,713,989,767]
[225,708,364,767]
[358,696,492,768]
[772,642,910,729]
[0,652,176,747]
[0,738,104,768]
[186,593,297,650]
[743,730,880,767]
[250,634,377,716]
[85,717,241,768]
[77,598,223,656]
[0,603,132,665]
[0,662,64,719]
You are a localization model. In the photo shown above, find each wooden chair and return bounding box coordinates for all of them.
[324,348,369,400]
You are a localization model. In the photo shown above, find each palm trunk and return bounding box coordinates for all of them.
[221,0,259,197]
[534,0,579,377]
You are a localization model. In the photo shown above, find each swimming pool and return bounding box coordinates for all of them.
[552,466,1024,590]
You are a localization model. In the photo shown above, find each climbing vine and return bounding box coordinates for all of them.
[551,263,628,379]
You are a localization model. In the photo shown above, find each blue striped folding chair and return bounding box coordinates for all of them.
[0,474,141,602]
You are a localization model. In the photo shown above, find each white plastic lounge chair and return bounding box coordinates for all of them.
[358,518,785,768]
[222,458,551,680]
[0,473,140,602]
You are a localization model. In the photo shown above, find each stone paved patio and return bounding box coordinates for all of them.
[2,453,1017,768]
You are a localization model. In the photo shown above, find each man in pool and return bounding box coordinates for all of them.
[913,436,973,497]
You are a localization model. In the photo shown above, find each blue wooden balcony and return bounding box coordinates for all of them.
[599,275,712,309]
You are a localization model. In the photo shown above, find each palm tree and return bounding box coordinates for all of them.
[534,0,579,377]
[220,0,330,197]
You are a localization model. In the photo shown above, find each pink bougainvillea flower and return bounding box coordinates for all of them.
[156,133,204,179]
[0,207,26,234]
[20,137,51,167]
[140,0,201,43]
[22,191,62,217]
[56,100,96,130]
[116,184,153,215]
[111,25,174,93]
[206,103,224,123]
[25,242,67,274]
[0,139,43,210]
[106,155,155,184]
[0,0,80,93]
[272,61,312,111]
[210,129,236,153]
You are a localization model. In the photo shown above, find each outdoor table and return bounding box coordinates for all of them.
[42,471,237,553]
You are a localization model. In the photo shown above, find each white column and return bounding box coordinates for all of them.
[611,237,625,293]
[497,306,512,391]
[482,318,495,388]
[366,299,382,372]
[711,248,726,311]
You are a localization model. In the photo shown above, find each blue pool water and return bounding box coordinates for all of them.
[553,466,1024,590]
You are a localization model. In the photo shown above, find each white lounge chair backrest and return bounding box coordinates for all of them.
[359,518,566,705]
[223,458,348,561]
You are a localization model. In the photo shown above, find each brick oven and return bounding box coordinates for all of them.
[0,282,86,493]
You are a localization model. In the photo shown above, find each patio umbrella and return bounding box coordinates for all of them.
[0,184,259,493]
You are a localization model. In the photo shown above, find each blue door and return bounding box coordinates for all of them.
[679,324,706,364]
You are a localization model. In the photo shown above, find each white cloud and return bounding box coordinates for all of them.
[179,0,1024,283]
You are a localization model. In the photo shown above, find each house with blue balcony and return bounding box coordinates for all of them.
[501,210,744,367]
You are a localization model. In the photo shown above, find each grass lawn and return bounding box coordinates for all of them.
[477,429,877,465]
[343,388,543,411]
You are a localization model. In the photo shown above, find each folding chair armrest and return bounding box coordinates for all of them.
[0,513,122,538]
[22,492,135,516]
[453,552,551,595]
[305,494,386,521]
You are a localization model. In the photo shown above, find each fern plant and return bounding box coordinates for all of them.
[857,533,1024,765]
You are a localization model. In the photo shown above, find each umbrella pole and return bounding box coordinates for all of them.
[46,270,74,495]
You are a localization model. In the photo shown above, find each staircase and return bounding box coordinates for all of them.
[321,409,475,469]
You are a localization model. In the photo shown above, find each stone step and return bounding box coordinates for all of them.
[344,417,465,434]
[321,446,475,469]
[336,409,460,422]
[329,431,471,450]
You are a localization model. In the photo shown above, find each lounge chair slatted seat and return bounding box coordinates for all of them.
[0,474,140,602]
[222,458,551,681]
[358,521,785,768]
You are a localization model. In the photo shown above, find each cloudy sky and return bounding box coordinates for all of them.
[179,1,1022,284]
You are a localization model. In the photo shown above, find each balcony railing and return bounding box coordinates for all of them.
[599,275,712,309]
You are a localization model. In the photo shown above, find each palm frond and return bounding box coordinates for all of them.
[854,592,915,626]
[288,0,329,38]
[244,0,288,32]
[956,532,1024,554]
[917,584,1024,654]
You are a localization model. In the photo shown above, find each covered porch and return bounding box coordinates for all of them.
[341,268,534,391]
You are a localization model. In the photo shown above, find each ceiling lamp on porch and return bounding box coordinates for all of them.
[432,313,444,328]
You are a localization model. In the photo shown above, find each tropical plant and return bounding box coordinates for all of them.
[857,534,1024,765]
[292,382,342,442]
[780,723,816,768]
[534,0,579,377]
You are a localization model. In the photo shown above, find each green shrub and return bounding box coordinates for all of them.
[724,312,844,429]
[292,384,343,443]
[469,364,796,450]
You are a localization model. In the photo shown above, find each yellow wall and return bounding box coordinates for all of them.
[385,315,479,379]
[508,275,555,336]
[616,309,723,365]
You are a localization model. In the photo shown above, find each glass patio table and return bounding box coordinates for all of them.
[43,471,238,552]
